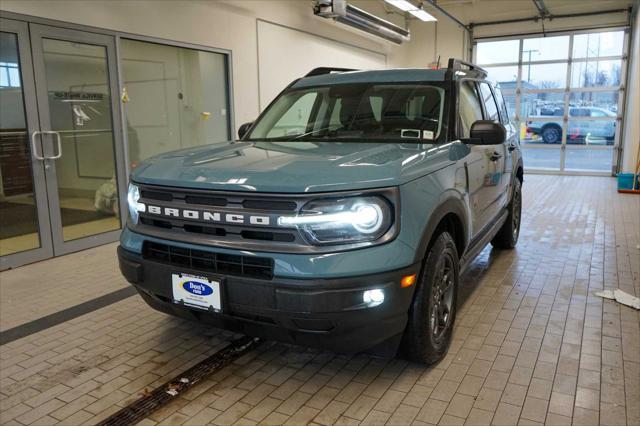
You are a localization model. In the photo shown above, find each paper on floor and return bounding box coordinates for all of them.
[595,289,640,310]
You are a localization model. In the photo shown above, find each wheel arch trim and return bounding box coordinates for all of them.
[414,197,469,264]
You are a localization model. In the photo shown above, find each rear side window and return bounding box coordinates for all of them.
[570,108,589,117]
[459,81,484,138]
[493,85,511,125]
[479,82,499,121]
[590,109,608,117]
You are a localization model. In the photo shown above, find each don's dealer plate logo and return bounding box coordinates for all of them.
[172,273,221,311]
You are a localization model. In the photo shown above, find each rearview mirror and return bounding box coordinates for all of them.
[466,120,506,145]
[238,121,254,140]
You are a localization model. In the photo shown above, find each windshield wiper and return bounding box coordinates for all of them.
[287,126,343,141]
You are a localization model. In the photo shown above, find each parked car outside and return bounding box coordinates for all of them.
[527,107,616,144]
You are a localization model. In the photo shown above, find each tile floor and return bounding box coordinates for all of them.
[0,175,638,425]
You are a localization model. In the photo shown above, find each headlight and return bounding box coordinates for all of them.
[278,196,393,245]
[127,183,145,224]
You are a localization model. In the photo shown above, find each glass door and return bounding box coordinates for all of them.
[475,29,627,174]
[0,19,53,268]
[28,24,127,256]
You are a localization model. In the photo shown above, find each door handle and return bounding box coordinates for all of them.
[30,131,45,160]
[490,152,502,161]
[508,144,516,152]
[42,131,62,160]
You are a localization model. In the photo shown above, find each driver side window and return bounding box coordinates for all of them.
[459,81,484,138]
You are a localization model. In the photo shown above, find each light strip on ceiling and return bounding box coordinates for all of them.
[385,0,437,22]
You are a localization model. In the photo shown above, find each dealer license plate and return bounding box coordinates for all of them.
[172,273,221,312]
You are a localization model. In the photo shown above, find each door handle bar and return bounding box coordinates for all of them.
[42,131,62,160]
[30,131,45,160]
[490,152,502,161]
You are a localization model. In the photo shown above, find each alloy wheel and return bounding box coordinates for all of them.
[429,253,455,344]
[512,186,522,240]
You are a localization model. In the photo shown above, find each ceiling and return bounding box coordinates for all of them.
[429,0,636,25]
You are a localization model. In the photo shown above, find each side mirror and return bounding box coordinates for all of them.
[467,120,506,145]
[238,121,254,140]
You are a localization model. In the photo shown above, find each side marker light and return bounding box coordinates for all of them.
[401,274,417,288]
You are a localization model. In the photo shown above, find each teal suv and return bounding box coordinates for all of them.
[118,59,523,364]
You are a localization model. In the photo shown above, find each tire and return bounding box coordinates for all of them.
[400,231,459,364]
[541,125,561,144]
[491,178,522,249]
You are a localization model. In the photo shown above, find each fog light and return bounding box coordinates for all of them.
[363,289,385,307]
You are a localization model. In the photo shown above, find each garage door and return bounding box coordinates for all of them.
[474,29,629,175]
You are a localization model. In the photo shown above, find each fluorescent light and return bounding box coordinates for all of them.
[410,9,437,22]
[385,0,415,12]
[384,0,437,22]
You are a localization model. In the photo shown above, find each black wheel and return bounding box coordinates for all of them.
[491,178,522,249]
[400,231,459,364]
[541,125,561,144]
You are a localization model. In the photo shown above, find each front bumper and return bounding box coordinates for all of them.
[118,246,420,353]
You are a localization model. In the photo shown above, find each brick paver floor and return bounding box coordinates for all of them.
[0,243,127,332]
[0,175,638,425]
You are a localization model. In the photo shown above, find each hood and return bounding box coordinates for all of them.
[131,141,468,193]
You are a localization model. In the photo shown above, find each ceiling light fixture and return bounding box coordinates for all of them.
[384,0,437,22]
[314,0,410,44]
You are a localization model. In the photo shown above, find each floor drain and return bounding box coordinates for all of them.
[97,336,260,426]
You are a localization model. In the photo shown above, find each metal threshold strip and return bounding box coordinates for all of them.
[97,336,261,426]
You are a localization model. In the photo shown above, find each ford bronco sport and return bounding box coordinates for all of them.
[118,59,524,364]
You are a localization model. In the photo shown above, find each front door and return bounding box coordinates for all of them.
[29,24,127,257]
[477,81,508,216]
[0,19,53,267]
[0,20,126,269]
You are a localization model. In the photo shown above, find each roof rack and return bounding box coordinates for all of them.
[446,58,488,77]
[305,67,357,77]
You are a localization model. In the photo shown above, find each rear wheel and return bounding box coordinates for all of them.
[542,125,561,144]
[491,178,522,249]
[401,231,459,364]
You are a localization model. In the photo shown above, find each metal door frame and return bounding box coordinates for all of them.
[28,24,128,256]
[0,18,54,270]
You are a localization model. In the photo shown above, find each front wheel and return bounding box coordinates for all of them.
[400,231,459,364]
[491,178,522,249]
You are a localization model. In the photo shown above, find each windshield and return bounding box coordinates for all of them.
[247,83,449,143]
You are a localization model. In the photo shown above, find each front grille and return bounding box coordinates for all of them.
[143,242,274,280]
[135,184,306,249]
[131,183,398,253]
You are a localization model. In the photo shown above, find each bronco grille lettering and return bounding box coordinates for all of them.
[146,205,271,226]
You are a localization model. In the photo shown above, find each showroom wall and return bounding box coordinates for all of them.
[0,0,468,134]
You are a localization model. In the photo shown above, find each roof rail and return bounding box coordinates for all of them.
[446,58,487,77]
[305,67,357,77]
